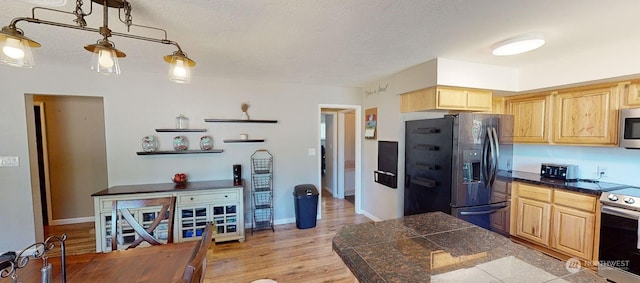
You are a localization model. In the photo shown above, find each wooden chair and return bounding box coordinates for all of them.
[181,223,214,283]
[111,196,176,251]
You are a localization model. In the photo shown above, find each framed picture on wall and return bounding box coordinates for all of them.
[365,107,377,139]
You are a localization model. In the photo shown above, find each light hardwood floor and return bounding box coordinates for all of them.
[44,191,371,282]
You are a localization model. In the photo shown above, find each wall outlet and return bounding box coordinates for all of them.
[0,156,19,167]
[597,165,608,177]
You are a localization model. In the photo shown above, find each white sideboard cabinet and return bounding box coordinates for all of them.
[92,180,245,252]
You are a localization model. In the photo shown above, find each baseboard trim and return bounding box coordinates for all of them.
[50,216,94,225]
[360,210,382,222]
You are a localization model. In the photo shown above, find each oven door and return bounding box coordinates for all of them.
[599,205,640,282]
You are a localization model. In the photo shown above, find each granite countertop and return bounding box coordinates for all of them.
[498,170,628,195]
[333,212,606,282]
[91,179,243,197]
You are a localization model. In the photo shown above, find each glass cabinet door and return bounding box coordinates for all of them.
[213,204,238,235]
[179,206,209,240]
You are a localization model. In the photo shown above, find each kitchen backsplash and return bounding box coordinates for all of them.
[512,144,640,187]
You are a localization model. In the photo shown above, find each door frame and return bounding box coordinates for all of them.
[34,101,54,225]
[318,104,362,215]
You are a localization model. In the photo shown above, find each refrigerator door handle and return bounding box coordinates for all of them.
[488,127,500,188]
[482,127,493,187]
[459,204,509,216]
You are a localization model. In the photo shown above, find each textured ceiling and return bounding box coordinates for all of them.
[2,0,640,87]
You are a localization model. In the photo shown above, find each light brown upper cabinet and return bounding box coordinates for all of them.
[505,93,552,143]
[491,96,506,114]
[621,81,640,107]
[400,86,492,112]
[553,85,619,145]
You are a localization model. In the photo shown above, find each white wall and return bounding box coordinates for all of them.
[360,59,443,221]
[513,144,640,187]
[0,64,361,252]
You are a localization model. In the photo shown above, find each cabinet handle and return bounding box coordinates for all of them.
[190,197,194,201]
[225,195,228,198]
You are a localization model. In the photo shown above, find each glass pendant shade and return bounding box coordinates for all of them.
[85,40,125,75]
[0,26,39,68]
[164,51,196,84]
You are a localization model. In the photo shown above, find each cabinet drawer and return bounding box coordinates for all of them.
[516,183,552,202]
[98,193,171,213]
[553,190,596,212]
[178,191,238,205]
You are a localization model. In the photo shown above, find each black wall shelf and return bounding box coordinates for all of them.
[224,139,265,143]
[204,119,277,123]
[155,129,207,132]
[136,149,223,155]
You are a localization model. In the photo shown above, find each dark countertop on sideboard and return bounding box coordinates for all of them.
[498,170,627,195]
[91,180,243,197]
[333,211,606,282]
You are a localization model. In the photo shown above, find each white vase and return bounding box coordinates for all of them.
[241,112,250,120]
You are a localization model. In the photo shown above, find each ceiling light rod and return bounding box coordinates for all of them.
[6,5,180,50]
[0,0,195,83]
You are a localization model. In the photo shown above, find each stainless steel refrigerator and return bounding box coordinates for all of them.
[404,113,513,234]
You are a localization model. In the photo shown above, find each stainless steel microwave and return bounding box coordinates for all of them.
[620,108,640,149]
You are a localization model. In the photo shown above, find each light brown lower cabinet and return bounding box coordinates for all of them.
[551,205,595,260]
[510,182,599,263]
[515,197,551,246]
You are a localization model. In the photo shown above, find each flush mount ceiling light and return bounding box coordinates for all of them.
[0,0,195,83]
[492,33,545,56]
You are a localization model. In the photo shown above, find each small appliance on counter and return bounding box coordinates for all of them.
[540,163,577,181]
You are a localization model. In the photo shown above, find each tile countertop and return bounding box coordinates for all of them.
[498,170,628,195]
[333,211,606,283]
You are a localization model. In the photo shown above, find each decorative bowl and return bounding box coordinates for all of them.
[172,173,188,185]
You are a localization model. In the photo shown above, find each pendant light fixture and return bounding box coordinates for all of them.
[0,0,196,83]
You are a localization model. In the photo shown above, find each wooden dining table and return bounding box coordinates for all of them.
[1,241,197,283]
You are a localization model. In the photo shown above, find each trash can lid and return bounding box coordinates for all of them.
[294,184,318,196]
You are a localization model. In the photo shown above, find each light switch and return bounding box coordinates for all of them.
[0,156,19,167]
[308,148,316,156]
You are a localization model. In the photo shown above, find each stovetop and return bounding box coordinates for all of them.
[600,187,640,210]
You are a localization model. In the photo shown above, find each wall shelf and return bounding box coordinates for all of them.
[224,139,265,143]
[204,119,277,123]
[155,129,207,132]
[136,149,223,155]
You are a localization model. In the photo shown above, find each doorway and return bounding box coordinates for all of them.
[26,94,109,240]
[319,105,361,215]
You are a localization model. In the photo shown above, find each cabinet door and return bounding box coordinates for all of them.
[177,206,209,242]
[552,205,595,260]
[466,89,493,111]
[212,203,240,239]
[489,191,509,235]
[515,197,551,246]
[400,87,437,112]
[491,96,506,114]
[506,94,551,143]
[553,86,619,145]
[625,83,640,106]
[437,87,468,109]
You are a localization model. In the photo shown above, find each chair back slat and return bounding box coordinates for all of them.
[111,196,176,251]
[181,223,214,283]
